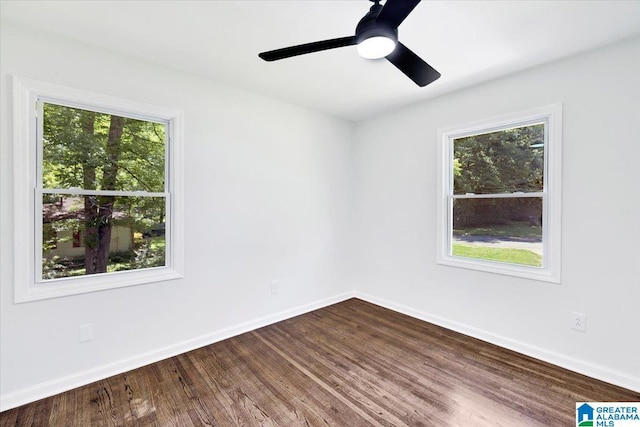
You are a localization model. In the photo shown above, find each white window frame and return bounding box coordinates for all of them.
[12,76,184,303]
[436,104,562,283]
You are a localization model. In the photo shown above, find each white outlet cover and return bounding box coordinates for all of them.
[571,312,587,332]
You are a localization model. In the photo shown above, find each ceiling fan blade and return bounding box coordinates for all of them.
[259,36,357,61]
[376,0,421,28]
[386,42,440,87]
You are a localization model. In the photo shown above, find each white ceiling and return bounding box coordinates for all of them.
[2,0,640,121]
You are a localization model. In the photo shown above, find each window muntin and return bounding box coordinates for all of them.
[437,105,561,283]
[13,76,183,302]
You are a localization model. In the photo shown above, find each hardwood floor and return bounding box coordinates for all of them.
[1,298,638,426]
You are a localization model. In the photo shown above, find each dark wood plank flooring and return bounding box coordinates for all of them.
[1,298,638,426]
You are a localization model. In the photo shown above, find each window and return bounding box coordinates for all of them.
[13,76,184,302]
[437,104,562,282]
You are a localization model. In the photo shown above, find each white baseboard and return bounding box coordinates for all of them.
[354,291,640,393]
[3,290,637,411]
[0,292,356,412]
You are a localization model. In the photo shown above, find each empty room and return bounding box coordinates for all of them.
[1,0,639,426]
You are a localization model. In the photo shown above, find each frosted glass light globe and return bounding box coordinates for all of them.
[357,36,396,59]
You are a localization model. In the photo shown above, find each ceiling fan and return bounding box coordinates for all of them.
[258,0,440,87]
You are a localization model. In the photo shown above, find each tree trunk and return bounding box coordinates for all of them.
[80,112,101,274]
[84,114,125,274]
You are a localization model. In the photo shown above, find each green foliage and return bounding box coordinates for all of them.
[42,255,69,280]
[453,158,462,177]
[453,124,544,194]
[41,103,167,277]
[43,237,166,279]
[43,103,165,192]
[134,237,166,269]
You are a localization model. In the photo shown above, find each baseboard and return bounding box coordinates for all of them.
[4,290,636,411]
[354,291,640,393]
[0,291,356,412]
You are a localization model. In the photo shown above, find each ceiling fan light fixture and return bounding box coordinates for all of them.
[357,35,396,59]
[259,0,442,87]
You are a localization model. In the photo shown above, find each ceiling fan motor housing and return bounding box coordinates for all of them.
[355,1,398,46]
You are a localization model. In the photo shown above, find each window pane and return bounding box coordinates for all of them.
[452,197,542,267]
[453,124,544,195]
[42,194,166,280]
[42,103,166,192]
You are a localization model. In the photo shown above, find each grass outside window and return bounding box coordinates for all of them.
[452,243,542,267]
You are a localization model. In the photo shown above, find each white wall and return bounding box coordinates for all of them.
[352,37,640,391]
[2,21,639,412]
[0,23,355,409]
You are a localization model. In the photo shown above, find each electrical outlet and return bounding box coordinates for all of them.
[270,280,279,295]
[571,312,586,332]
[79,324,94,342]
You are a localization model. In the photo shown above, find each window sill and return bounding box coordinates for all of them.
[15,267,183,303]
[436,256,561,284]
